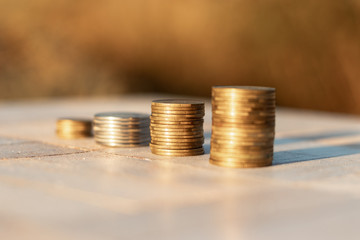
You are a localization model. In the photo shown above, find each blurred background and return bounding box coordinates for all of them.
[1,0,360,113]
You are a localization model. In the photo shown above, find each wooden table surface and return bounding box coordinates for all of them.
[1,95,360,240]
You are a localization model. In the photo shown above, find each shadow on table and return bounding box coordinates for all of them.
[275,130,360,145]
[273,144,360,165]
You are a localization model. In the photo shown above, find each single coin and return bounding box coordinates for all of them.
[152,99,204,108]
[151,106,204,112]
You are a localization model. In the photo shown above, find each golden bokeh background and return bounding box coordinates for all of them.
[1,0,360,113]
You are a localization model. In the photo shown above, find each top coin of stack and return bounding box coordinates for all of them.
[93,112,150,147]
[150,99,205,156]
[56,118,92,139]
[210,86,276,168]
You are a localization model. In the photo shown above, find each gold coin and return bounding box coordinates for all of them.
[212,86,275,93]
[150,116,203,122]
[212,100,275,106]
[150,119,204,125]
[93,126,149,133]
[151,130,203,136]
[212,99,275,105]
[210,154,273,162]
[150,143,203,149]
[57,118,92,124]
[211,132,274,139]
[210,148,273,156]
[150,134,204,139]
[151,140,203,146]
[149,123,203,129]
[151,109,205,114]
[210,144,273,152]
[212,117,275,124]
[150,126,202,132]
[151,136,204,142]
[212,93,275,100]
[212,123,275,130]
[152,99,204,108]
[151,148,204,156]
[211,136,274,143]
[209,158,272,168]
[211,138,274,146]
[151,113,205,119]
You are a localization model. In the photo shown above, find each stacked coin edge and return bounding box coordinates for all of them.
[93,112,150,147]
[150,99,205,156]
[56,118,92,139]
[210,86,276,168]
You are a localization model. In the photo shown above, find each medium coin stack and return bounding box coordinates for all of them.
[56,118,92,139]
[93,112,150,147]
[210,86,276,168]
[150,99,205,156]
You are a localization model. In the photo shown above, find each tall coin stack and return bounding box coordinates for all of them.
[150,99,205,156]
[56,118,92,139]
[210,86,276,168]
[93,112,150,147]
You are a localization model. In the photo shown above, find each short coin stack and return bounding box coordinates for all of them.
[56,118,92,139]
[93,112,150,147]
[150,99,205,156]
[210,86,276,168]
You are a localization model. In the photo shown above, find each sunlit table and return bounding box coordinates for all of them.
[1,95,360,240]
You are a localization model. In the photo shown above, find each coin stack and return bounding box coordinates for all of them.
[56,118,92,139]
[150,99,205,156]
[93,112,150,147]
[210,86,276,168]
